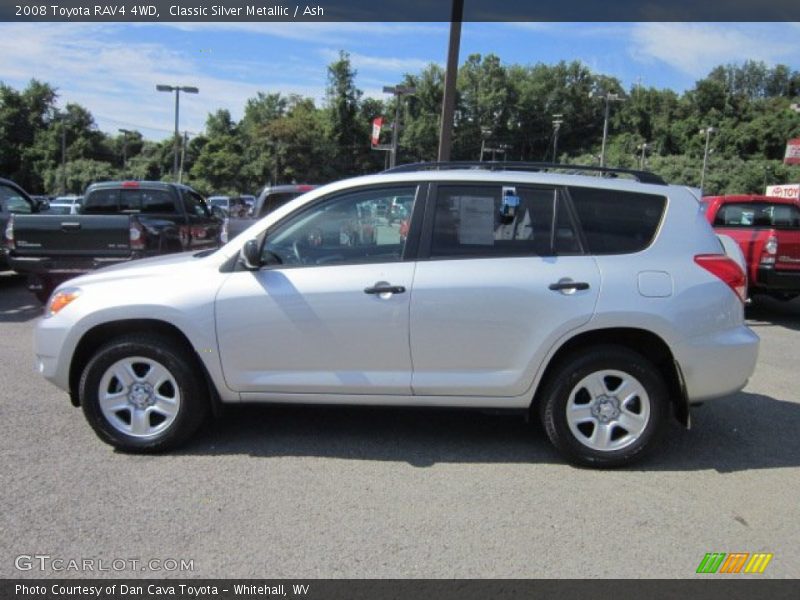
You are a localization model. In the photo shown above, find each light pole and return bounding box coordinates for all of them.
[118,128,133,172]
[382,85,416,168]
[637,142,651,169]
[590,91,623,167]
[156,84,199,181]
[700,127,716,191]
[552,114,564,163]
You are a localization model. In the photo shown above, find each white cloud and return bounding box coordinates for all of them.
[0,23,327,140]
[318,49,436,73]
[629,23,799,78]
[148,21,447,45]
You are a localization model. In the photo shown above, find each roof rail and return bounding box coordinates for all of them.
[382,161,667,185]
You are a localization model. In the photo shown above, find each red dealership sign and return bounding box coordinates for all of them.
[371,117,383,147]
[784,138,800,165]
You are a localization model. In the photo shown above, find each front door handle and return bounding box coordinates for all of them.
[364,283,406,295]
[549,280,590,292]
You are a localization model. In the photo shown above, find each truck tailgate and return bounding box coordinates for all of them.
[10,215,131,257]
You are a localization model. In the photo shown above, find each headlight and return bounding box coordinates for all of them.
[45,287,81,317]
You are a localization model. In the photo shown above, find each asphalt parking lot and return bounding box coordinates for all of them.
[1,270,798,579]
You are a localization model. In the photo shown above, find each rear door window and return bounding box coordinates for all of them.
[567,187,667,254]
[714,203,800,229]
[429,185,577,258]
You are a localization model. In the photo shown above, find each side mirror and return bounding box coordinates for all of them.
[35,198,50,212]
[210,206,226,220]
[239,238,262,270]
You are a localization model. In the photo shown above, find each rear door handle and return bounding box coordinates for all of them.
[364,284,406,295]
[549,281,590,292]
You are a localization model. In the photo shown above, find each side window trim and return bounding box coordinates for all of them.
[558,187,589,255]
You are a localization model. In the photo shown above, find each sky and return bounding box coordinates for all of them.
[0,21,798,141]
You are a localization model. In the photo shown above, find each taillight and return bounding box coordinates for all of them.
[129,220,145,250]
[4,214,14,249]
[695,254,747,303]
[761,235,778,265]
[220,217,229,244]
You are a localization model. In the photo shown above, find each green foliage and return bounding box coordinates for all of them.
[2,58,800,197]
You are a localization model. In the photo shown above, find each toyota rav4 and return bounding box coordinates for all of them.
[33,163,759,467]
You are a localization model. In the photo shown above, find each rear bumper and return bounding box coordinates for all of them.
[676,325,759,402]
[755,266,800,293]
[7,254,137,276]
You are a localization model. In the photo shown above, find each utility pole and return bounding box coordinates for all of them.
[590,91,623,167]
[638,142,651,169]
[178,131,189,184]
[552,114,564,163]
[382,85,416,168]
[700,127,716,191]
[437,0,464,162]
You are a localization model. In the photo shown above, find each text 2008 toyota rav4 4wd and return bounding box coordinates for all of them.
[33,163,759,467]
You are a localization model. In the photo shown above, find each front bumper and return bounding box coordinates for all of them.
[34,314,75,392]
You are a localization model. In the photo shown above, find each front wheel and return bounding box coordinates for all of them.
[538,345,669,468]
[79,334,209,452]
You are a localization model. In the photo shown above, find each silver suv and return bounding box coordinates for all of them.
[34,163,758,467]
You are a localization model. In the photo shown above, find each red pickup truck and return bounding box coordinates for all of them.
[702,195,800,301]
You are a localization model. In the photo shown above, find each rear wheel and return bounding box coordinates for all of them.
[539,345,669,468]
[79,334,209,452]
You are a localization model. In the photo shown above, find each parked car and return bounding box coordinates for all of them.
[0,178,44,271]
[208,195,249,218]
[6,180,226,301]
[47,195,83,215]
[33,163,758,467]
[240,195,256,216]
[703,194,800,301]
[227,184,316,239]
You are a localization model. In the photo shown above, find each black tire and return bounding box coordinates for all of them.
[79,334,209,452]
[28,275,55,304]
[538,345,669,468]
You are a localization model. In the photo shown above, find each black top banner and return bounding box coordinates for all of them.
[2,0,800,22]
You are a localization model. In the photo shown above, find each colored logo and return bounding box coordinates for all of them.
[696,552,773,574]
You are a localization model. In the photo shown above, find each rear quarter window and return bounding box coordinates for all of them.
[567,187,667,255]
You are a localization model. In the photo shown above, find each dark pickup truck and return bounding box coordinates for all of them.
[1,178,47,271]
[5,180,226,301]
[227,183,315,238]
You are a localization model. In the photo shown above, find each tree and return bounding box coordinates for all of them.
[325,51,364,176]
[189,109,244,194]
